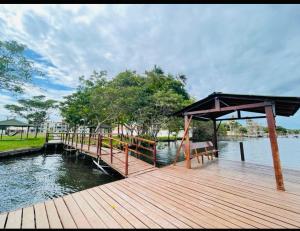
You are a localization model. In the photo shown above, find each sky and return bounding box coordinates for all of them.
[0,4,300,128]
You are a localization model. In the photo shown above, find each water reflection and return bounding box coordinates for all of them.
[0,153,122,213]
[155,137,300,170]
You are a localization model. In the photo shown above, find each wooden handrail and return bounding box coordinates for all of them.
[59,131,156,175]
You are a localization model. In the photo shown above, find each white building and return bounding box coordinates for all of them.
[41,121,69,133]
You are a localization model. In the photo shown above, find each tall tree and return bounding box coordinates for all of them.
[0,40,42,93]
[5,95,57,137]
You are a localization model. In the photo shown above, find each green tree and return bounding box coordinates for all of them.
[60,66,192,139]
[0,40,42,93]
[5,95,57,137]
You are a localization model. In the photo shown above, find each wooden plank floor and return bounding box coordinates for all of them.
[63,142,157,177]
[2,158,300,228]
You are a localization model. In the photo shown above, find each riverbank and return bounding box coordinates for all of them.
[0,135,45,152]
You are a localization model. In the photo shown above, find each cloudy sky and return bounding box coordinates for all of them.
[0,4,300,128]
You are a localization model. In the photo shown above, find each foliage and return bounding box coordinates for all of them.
[60,67,192,138]
[0,40,42,93]
[192,120,214,141]
[5,95,57,132]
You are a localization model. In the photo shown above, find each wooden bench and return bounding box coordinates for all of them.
[183,141,218,164]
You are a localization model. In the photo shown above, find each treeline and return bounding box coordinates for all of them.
[60,66,195,139]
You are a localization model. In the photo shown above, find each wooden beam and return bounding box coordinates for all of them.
[265,105,285,191]
[216,116,267,121]
[173,115,193,166]
[185,115,191,169]
[184,102,271,116]
[213,120,218,158]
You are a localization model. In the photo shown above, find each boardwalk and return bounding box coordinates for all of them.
[1,158,300,229]
[64,142,157,178]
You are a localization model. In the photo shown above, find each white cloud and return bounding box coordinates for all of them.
[0,4,300,126]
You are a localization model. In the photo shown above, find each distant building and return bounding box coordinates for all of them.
[41,121,69,133]
[246,119,264,137]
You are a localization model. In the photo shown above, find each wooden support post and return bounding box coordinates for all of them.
[0,129,3,140]
[81,133,84,152]
[239,142,245,161]
[21,128,23,140]
[45,132,49,143]
[213,119,219,157]
[96,134,101,158]
[153,142,157,167]
[88,133,91,151]
[125,144,129,176]
[71,132,74,146]
[76,133,78,148]
[110,134,113,163]
[265,105,285,191]
[185,115,191,169]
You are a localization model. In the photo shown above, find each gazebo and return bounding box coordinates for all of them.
[0,119,32,140]
[173,92,300,191]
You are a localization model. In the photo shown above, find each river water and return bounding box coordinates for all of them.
[0,137,299,213]
[155,137,300,170]
[0,152,122,213]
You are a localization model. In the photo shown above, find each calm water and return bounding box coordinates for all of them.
[1,137,299,213]
[0,152,122,213]
[155,137,300,170]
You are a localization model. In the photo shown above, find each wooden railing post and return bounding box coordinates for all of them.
[125,143,129,176]
[110,134,113,163]
[71,132,74,146]
[76,133,78,148]
[81,132,84,152]
[97,134,102,159]
[153,142,157,167]
[88,133,91,151]
[45,132,49,143]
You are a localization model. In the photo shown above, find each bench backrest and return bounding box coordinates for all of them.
[182,141,215,152]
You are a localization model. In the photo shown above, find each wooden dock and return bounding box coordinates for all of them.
[1,158,300,229]
[69,143,157,178]
[46,132,158,177]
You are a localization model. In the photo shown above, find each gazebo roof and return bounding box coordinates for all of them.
[0,119,29,127]
[173,92,300,120]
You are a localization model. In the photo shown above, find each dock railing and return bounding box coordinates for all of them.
[48,131,156,177]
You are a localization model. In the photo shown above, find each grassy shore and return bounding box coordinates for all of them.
[0,134,46,152]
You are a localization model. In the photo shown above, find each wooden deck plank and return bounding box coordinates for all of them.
[101,184,161,228]
[139,172,296,228]
[106,183,179,228]
[93,187,148,228]
[44,200,63,229]
[151,168,300,227]
[63,194,91,228]
[79,190,122,228]
[2,155,300,229]
[5,209,22,228]
[53,197,77,229]
[34,202,50,229]
[126,177,239,228]
[22,206,35,229]
[0,213,7,229]
[72,192,107,228]
[115,181,205,228]
[87,188,134,229]
[159,167,300,215]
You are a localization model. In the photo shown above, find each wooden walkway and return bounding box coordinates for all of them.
[64,142,157,178]
[1,158,300,229]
